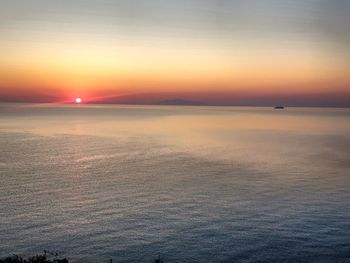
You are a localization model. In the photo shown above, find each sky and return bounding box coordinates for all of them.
[0,0,349,106]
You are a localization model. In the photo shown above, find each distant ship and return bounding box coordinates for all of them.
[274,106,285,109]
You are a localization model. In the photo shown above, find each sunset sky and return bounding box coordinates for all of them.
[0,0,349,106]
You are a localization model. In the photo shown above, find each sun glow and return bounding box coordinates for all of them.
[75,97,82,104]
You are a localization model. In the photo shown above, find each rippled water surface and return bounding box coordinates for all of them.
[0,104,350,263]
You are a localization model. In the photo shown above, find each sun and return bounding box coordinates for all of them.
[75,97,82,104]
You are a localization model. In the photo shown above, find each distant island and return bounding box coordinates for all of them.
[158,98,206,106]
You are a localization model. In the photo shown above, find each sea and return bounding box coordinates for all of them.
[0,103,349,263]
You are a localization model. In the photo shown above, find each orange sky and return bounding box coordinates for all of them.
[0,0,349,106]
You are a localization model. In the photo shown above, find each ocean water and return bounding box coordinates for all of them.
[0,103,349,263]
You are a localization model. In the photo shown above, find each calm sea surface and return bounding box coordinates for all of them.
[0,104,349,263]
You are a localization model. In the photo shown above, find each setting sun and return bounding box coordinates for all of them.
[75,97,82,104]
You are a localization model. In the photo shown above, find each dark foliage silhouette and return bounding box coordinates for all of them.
[0,252,68,263]
[1,252,164,263]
